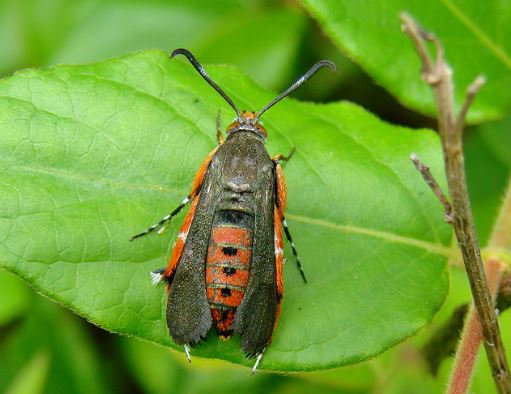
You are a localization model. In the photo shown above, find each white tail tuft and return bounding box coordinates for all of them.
[149,271,164,286]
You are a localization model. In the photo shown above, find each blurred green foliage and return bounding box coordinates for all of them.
[304,0,511,123]
[1,0,510,393]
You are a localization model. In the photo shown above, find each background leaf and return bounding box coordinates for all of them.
[0,271,30,325]
[465,114,511,244]
[0,296,109,394]
[5,351,49,394]
[302,0,511,123]
[120,337,347,394]
[0,0,306,91]
[0,50,450,370]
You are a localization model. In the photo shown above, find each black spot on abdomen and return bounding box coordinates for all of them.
[221,288,232,297]
[222,246,238,256]
[222,266,237,276]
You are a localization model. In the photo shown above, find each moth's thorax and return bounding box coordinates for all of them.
[211,131,273,215]
[226,111,267,139]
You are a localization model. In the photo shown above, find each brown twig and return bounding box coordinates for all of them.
[455,76,486,134]
[410,153,453,223]
[448,258,504,394]
[401,13,511,393]
[422,264,511,375]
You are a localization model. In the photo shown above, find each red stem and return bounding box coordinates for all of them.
[448,257,504,394]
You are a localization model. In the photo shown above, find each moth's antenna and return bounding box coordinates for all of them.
[171,48,241,119]
[256,60,336,119]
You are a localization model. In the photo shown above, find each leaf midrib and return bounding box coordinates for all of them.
[287,213,450,257]
[0,58,449,257]
[6,160,450,257]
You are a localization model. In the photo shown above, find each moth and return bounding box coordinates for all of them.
[131,49,335,372]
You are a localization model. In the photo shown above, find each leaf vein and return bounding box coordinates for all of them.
[309,106,442,243]
[441,0,511,69]
[286,213,450,256]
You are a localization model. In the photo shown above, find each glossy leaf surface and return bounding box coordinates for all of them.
[0,51,451,370]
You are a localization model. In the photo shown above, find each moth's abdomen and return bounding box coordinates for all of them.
[206,210,254,338]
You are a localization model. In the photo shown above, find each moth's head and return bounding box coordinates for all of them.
[170,48,335,139]
[226,111,267,139]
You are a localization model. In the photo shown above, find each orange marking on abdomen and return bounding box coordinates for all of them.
[207,286,245,308]
[211,226,251,247]
[206,264,249,288]
[210,308,236,339]
[206,224,253,332]
[206,244,251,269]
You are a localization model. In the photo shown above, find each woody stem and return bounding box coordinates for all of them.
[401,13,511,393]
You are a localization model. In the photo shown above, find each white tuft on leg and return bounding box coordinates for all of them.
[184,344,192,363]
[251,350,265,375]
[149,271,164,286]
[178,231,188,242]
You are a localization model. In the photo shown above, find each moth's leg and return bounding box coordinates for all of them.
[282,216,307,284]
[130,195,191,241]
[150,268,166,286]
[216,110,224,145]
[150,194,201,287]
[272,146,296,163]
[131,146,219,241]
[184,344,192,363]
[251,349,265,375]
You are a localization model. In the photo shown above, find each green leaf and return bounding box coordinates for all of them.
[0,296,108,394]
[0,50,451,371]
[0,0,306,90]
[465,115,511,245]
[302,0,511,123]
[380,268,511,393]
[121,337,325,394]
[5,351,49,394]
[0,270,30,325]
[50,0,307,90]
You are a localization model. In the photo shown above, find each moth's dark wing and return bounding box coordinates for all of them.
[166,171,216,346]
[233,166,277,356]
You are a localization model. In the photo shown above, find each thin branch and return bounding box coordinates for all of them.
[455,76,486,133]
[448,258,504,394]
[401,13,511,393]
[410,153,453,223]
[400,14,436,79]
[422,264,511,375]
